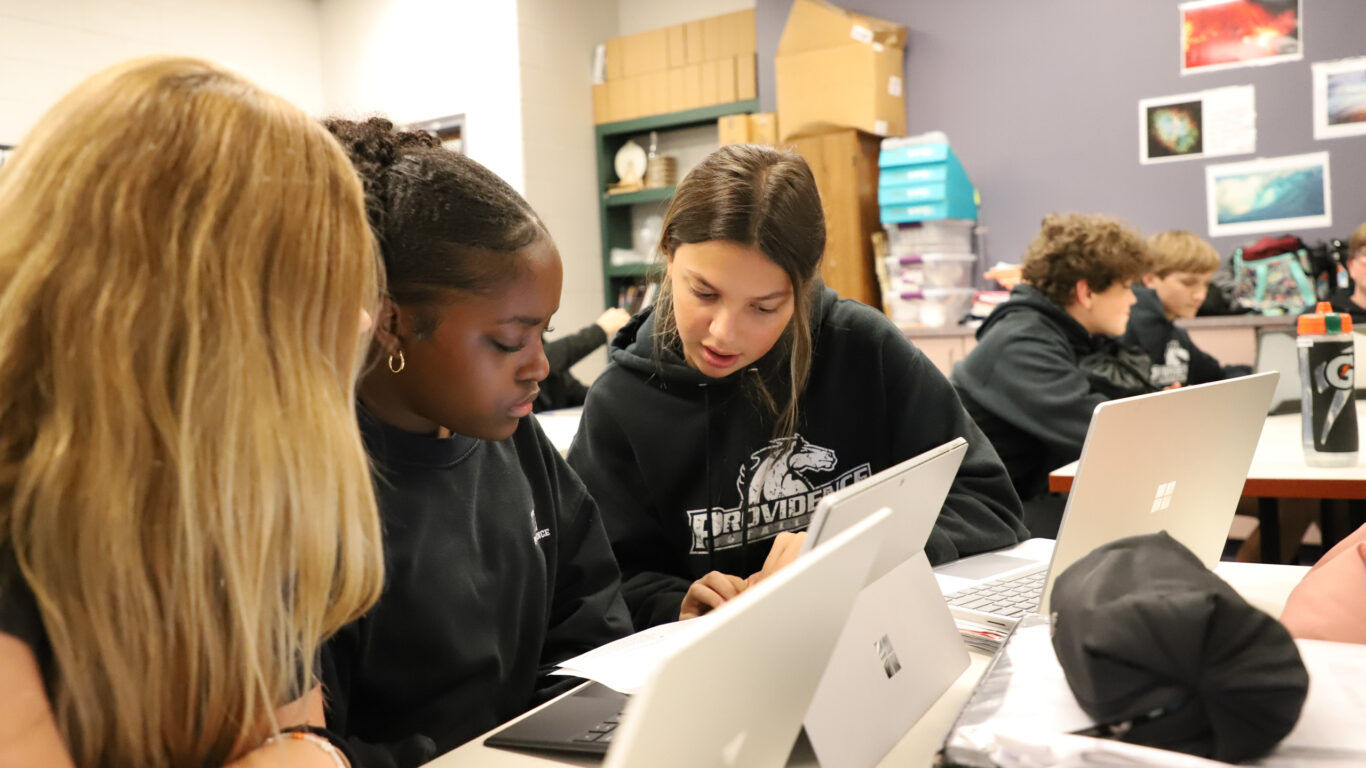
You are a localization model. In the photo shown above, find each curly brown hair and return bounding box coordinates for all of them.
[1021,212,1152,306]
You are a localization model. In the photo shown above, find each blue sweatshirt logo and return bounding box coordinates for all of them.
[686,435,871,553]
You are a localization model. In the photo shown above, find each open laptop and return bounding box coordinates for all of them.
[934,371,1278,631]
[798,438,970,768]
[485,507,892,768]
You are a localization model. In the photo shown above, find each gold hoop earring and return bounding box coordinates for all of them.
[387,350,405,374]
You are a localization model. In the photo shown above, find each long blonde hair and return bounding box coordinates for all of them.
[0,57,384,767]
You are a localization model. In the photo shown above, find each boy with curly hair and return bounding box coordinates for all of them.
[951,212,1152,536]
[1123,230,1251,386]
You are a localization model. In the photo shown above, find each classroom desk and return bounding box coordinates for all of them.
[1048,401,1366,562]
[420,562,1307,768]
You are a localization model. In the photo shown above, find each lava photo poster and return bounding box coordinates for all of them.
[1179,0,1301,75]
[1139,86,1255,164]
[1313,57,1366,141]
[1206,152,1331,237]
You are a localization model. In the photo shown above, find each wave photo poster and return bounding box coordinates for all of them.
[1205,152,1331,237]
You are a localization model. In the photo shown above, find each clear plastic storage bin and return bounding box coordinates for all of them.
[884,219,976,254]
[884,287,975,327]
[882,252,977,289]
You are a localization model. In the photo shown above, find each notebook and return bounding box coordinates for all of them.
[935,372,1278,631]
[485,507,892,768]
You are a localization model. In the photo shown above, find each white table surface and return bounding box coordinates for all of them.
[1051,402,1366,498]
[421,562,1308,768]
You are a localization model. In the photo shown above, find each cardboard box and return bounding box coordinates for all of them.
[720,10,755,57]
[668,68,686,114]
[702,15,724,61]
[648,70,669,116]
[735,9,756,54]
[701,59,720,105]
[774,0,907,140]
[667,24,687,69]
[749,112,779,145]
[592,83,609,124]
[643,28,668,73]
[606,37,624,81]
[685,20,704,64]
[683,64,703,110]
[736,54,756,101]
[718,114,752,145]
[606,79,630,122]
[716,56,737,103]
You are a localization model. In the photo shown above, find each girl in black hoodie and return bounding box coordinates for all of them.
[567,145,1027,630]
[318,119,631,768]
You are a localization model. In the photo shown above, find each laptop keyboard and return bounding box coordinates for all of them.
[945,569,1046,618]
[572,710,624,745]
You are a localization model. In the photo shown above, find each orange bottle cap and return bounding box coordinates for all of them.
[1298,301,1353,334]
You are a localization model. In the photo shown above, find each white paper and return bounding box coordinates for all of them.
[1312,56,1366,141]
[532,406,581,456]
[552,620,708,694]
[1205,152,1332,238]
[1139,86,1256,165]
[1278,639,1366,753]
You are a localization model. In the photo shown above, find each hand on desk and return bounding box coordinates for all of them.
[678,531,808,620]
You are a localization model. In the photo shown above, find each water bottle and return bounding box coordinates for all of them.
[1297,301,1358,467]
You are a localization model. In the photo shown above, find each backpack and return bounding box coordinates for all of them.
[1231,235,1315,315]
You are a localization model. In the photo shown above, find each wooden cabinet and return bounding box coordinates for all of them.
[786,128,882,307]
[903,327,977,377]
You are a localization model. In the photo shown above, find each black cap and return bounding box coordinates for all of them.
[1049,531,1308,763]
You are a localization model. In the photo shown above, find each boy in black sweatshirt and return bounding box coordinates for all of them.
[1123,230,1251,386]
[952,213,1152,537]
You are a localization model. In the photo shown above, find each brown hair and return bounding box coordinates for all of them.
[653,144,825,438]
[1147,230,1220,277]
[1350,222,1366,255]
[1021,212,1153,306]
[0,57,383,766]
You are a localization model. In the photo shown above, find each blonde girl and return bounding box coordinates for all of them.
[0,57,383,767]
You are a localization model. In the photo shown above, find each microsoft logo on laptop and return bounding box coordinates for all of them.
[1151,481,1177,514]
[875,634,902,679]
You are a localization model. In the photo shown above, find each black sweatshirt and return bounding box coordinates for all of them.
[534,324,608,412]
[951,284,1109,507]
[567,286,1027,629]
[1122,286,1250,386]
[322,408,633,768]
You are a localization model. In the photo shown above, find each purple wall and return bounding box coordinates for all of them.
[758,0,1366,263]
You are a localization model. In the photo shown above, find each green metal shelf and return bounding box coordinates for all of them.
[606,262,657,278]
[596,99,760,308]
[596,100,759,138]
[604,186,675,208]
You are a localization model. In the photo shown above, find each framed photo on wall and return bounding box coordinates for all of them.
[1138,86,1255,164]
[1205,152,1331,237]
[1313,57,1366,141]
[1179,0,1302,76]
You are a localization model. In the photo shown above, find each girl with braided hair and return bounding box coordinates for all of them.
[317,118,631,768]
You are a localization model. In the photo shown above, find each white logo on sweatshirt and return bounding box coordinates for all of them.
[530,508,550,544]
[1149,339,1190,386]
[685,435,870,553]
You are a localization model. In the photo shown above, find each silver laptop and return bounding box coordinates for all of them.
[935,371,1278,631]
[487,507,892,768]
[799,439,970,768]
[1256,328,1302,415]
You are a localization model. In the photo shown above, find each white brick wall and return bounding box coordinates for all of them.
[0,0,324,144]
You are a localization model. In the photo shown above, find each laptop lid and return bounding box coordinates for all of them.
[800,437,967,581]
[1256,329,1300,415]
[1036,371,1278,614]
[797,439,970,768]
[602,507,893,768]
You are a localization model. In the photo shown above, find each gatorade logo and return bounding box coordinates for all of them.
[1315,353,1354,392]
